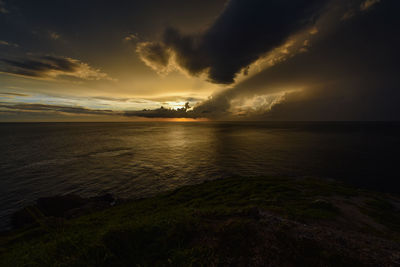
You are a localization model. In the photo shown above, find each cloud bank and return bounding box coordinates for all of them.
[0,55,114,81]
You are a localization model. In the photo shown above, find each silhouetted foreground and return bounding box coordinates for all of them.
[1,177,399,266]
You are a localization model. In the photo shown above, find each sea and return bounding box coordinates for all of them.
[0,122,399,230]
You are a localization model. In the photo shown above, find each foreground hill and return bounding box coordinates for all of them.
[1,176,399,266]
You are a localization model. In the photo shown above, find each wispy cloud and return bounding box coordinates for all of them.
[0,92,30,97]
[0,103,118,116]
[124,33,138,42]
[0,55,115,82]
[360,0,381,11]
[49,31,61,40]
[0,40,18,47]
[136,42,173,75]
[144,95,204,103]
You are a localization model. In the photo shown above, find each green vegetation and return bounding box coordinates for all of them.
[1,176,399,266]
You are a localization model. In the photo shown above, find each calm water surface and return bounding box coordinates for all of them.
[0,122,399,230]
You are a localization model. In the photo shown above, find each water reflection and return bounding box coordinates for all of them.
[0,122,399,230]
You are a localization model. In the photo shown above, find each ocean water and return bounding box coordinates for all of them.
[0,122,399,230]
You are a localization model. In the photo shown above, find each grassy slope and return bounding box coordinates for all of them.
[0,176,399,266]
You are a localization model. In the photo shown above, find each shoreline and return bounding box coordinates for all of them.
[1,176,399,265]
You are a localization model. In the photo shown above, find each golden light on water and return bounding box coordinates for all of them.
[157,118,210,122]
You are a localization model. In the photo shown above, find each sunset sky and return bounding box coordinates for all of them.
[0,0,399,121]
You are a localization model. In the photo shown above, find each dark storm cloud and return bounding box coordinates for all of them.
[0,103,117,115]
[133,0,400,120]
[137,0,328,84]
[194,0,400,120]
[0,55,113,81]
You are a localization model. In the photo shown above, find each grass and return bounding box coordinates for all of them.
[363,197,400,232]
[0,176,399,266]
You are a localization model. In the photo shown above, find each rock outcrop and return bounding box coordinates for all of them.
[11,193,117,229]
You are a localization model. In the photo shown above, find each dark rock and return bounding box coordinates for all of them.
[90,193,115,204]
[10,193,118,229]
[11,205,39,229]
[37,194,86,217]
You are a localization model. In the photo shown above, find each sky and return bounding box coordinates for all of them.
[0,0,399,121]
